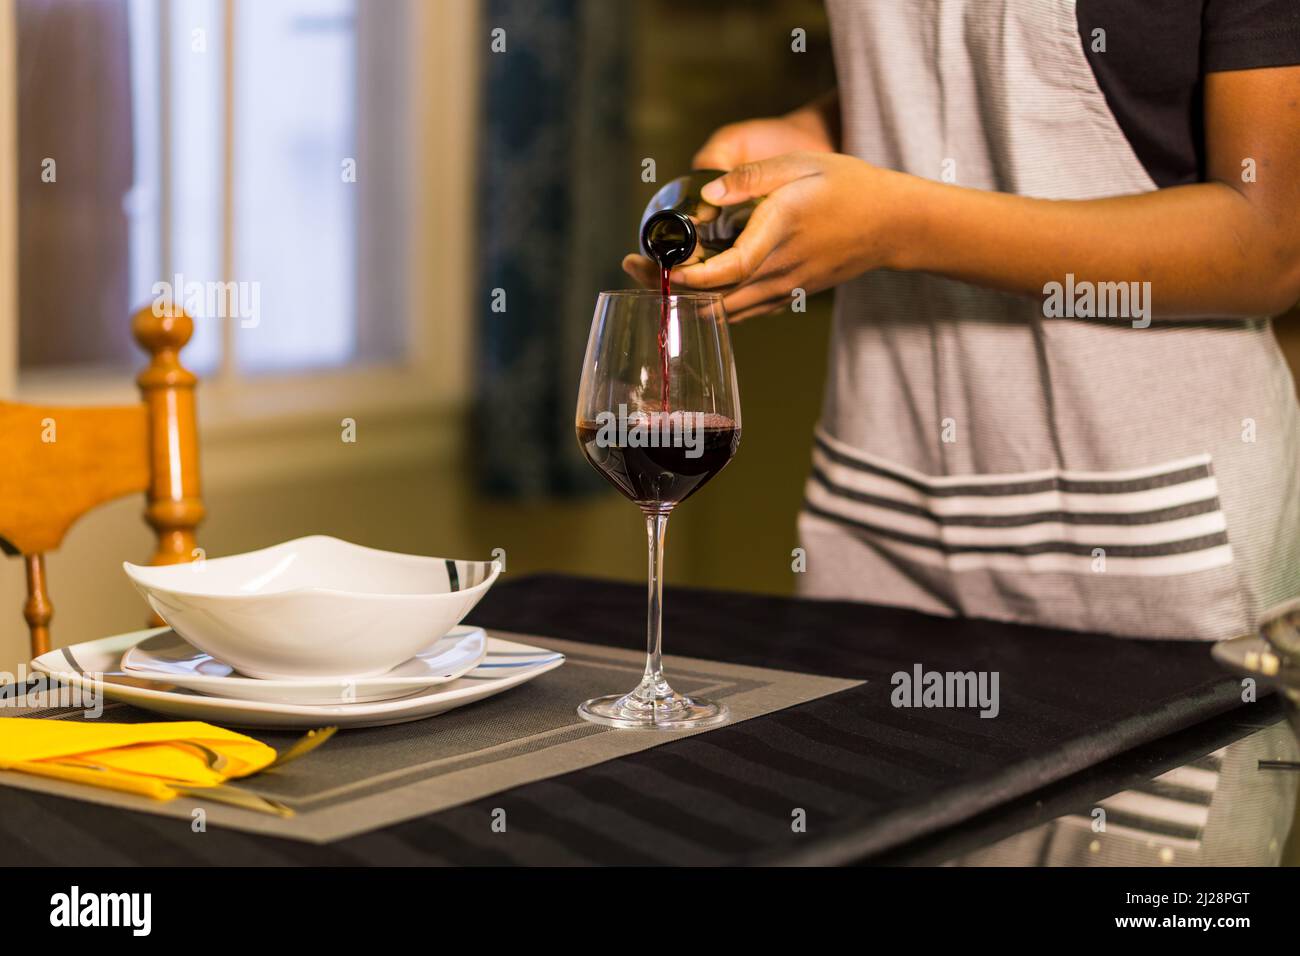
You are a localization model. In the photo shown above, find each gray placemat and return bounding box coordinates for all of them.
[0,632,860,843]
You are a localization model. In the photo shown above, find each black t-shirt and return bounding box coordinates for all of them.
[1077,0,1300,186]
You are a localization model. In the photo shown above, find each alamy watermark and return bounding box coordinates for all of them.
[50,886,151,936]
[152,273,261,329]
[592,404,706,458]
[1,665,103,718]
[891,663,1000,718]
[1042,273,1151,329]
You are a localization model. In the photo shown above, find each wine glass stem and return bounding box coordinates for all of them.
[638,510,671,701]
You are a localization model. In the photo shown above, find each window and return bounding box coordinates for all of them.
[12,0,424,404]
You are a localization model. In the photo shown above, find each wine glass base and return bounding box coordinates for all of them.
[578,690,729,730]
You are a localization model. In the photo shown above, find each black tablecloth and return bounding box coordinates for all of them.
[0,575,1248,866]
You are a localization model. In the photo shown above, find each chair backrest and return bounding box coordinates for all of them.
[0,304,205,657]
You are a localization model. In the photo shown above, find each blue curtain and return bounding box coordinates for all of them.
[475,0,633,497]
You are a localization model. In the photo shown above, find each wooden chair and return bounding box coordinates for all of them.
[0,304,205,657]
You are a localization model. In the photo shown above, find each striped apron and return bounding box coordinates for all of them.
[800,0,1300,639]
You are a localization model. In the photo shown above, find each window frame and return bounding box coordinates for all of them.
[0,0,480,485]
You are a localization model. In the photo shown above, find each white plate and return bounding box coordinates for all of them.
[123,536,501,680]
[31,628,565,729]
[119,626,487,705]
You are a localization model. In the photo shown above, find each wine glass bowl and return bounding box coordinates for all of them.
[574,290,741,729]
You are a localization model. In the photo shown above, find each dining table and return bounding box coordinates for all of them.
[0,573,1294,867]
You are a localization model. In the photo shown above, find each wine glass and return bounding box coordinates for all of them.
[574,290,741,729]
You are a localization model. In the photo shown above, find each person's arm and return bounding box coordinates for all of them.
[691,89,840,169]
[673,67,1300,322]
[784,89,841,154]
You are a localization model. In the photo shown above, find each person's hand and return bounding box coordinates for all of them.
[665,152,913,321]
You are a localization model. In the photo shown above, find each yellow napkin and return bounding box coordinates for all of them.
[0,718,278,802]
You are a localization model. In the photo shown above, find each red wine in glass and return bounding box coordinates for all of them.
[577,412,741,509]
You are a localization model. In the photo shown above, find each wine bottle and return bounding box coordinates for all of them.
[639,170,757,268]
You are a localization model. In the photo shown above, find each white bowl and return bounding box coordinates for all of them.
[123,536,501,680]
